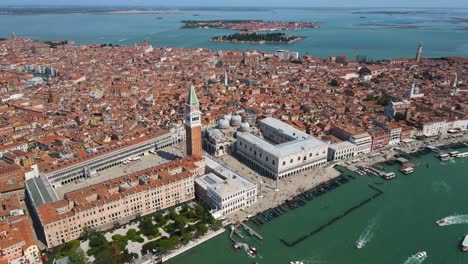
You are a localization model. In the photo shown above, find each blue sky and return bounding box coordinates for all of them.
[1,0,467,8]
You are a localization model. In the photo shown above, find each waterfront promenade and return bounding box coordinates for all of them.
[218,133,468,224]
[138,133,468,264]
[136,229,226,264]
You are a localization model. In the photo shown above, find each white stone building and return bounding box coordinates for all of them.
[327,141,356,161]
[421,120,448,137]
[349,132,372,155]
[236,118,328,179]
[195,172,257,217]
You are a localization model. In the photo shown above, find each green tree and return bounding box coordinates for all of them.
[122,250,138,263]
[93,247,114,264]
[394,112,406,121]
[88,232,107,248]
[213,219,223,230]
[69,248,89,264]
[376,93,393,106]
[196,223,208,237]
[159,236,181,251]
[181,232,193,243]
[329,79,339,87]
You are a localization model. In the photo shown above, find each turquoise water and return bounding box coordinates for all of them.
[0,8,467,59]
[168,147,468,264]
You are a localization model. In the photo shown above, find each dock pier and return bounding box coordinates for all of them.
[240,222,263,240]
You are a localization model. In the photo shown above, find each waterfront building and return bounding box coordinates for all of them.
[0,197,41,264]
[368,128,389,151]
[195,173,257,217]
[236,118,328,179]
[185,84,203,158]
[349,132,372,155]
[421,120,448,137]
[331,125,372,155]
[327,141,355,161]
[384,124,402,145]
[31,157,205,248]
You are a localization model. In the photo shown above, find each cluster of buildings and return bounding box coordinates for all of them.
[0,35,466,260]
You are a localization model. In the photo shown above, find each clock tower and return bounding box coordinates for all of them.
[185,83,202,158]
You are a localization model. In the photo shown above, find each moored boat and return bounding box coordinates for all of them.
[247,246,258,256]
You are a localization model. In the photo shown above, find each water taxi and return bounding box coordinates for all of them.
[356,240,365,249]
[382,172,396,180]
[415,251,427,260]
[438,153,451,162]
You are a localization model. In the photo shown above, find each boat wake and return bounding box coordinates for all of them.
[356,219,377,249]
[437,215,468,226]
[431,180,451,193]
[403,251,427,264]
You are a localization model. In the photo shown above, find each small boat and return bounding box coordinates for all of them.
[356,240,365,249]
[233,243,242,250]
[247,246,258,256]
[290,262,304,264]
[461,235,468,251]
[415,251,427,259]
[436,218,448,226]
[243,226,254,236]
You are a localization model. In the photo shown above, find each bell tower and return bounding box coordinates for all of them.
[185,83,202,158]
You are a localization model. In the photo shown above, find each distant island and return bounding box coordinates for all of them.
[181,19,319,31]
[210,32,303,44]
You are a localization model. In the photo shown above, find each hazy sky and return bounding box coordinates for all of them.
[1,0,467,8]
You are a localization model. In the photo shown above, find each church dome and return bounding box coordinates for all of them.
[230,114,242,127]
[223,114,232,122]
[218,119,230,129]
[239,122,250,132]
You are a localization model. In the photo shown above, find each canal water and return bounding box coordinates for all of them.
[168,146,468,264]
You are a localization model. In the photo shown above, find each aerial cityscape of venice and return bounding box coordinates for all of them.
[0,0,467,264]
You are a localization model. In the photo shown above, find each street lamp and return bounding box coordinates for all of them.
[258,181,264,198]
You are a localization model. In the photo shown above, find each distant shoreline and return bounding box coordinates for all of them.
[210,37,304,44]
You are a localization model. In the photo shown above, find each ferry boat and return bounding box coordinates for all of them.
[382,172,396,180]
[400,167,414,175]
[415,251,427,260]
[461,235,468,251]
[456,152,468,158]
[356,240,365,249]
[438,153,451,162]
